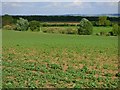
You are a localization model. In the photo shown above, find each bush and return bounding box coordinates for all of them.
[78,18,93,35]
[16,18,29,31]
[42,27,77,34]
[3,25,13,30]
[3,24,16,30]
[112,24,120,35]
[96,32,106,36]
[105,20,111,26]
[100,31,106,36]
[29,20,40,31]
[109,31,114,36]
[66,28,77,34]
[2,14,14,26]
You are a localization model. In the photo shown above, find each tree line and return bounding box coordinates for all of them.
[2,14,119,26]
[2,14,120,36]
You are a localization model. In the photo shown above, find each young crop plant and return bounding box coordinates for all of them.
[48,64,62,70]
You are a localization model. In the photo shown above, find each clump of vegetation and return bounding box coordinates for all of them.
[66,28,77,34]
[29,20,41,31]
[16,18,29,31]
[78,18,93,35]
[2,14,14,26]
[3,25,13,30]
[98,16,111,26]
[105,20,111,26]
[112,24,120,36]
[42,27,77,34]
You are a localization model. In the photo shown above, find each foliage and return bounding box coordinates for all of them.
[3,25,13,30]
[112,24,120,35]
[42,27,77,34]
[78,18,93,35]
[98,16,111,26]
[98,16,107,26]
[2,14,14,26]
[29,20,40,31]
[3,24,16,30]
[16,18,29,31]
[105,20,111,26]
[2,14,119,23]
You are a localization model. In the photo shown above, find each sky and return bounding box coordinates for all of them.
[1,0,119,15]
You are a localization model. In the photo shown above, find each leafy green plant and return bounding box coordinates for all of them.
[16,18,29,31]
[104,73,113,77]
[103,64,109,69]
[3,25,16,30]
[115,72,120,77]
[81,66,89,73]
[48,64,62,70]
[112,24,120,35]
[78,18,93,35]
[29,20,40,31]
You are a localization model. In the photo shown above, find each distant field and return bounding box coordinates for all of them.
[43,22,79,24]
[93,27,112,34]
[2,28,118,88]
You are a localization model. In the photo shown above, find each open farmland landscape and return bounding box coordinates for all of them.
[2,26,119,88]
[1,1,120,89]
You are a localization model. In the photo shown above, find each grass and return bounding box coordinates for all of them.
[93,26,112,35]
[2,27,119,88]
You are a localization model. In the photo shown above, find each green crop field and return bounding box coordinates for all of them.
[2,27,119,88]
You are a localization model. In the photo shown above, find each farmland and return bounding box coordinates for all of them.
[2,26,119,88]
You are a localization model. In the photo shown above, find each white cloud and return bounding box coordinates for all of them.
[10,3,22,7]
[109,2,118,6]
[2,2,22,8]
[1,0,120,2]
[73,0,82,6]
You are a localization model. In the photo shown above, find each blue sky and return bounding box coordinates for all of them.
[1,1,118,15]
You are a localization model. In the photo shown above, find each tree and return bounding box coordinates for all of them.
[112,24,120,35]
[78,18,93,35]
[105,20,111,26]
[98,16,107,26]
[16,18,29,31]
[29,20,40,31]
[2,14,14,26]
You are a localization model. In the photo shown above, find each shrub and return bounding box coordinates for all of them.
[3,24,16,30]
[100,31,106,36]
[107,31,114,36]
[105,20,111,26]
[106,32,111,36]
[66,28,77,34]
[3,25,13,30]
[16,18,29,31]
[96,32,106,36]
[42,27,77,34]
[2,14,14,26]
[78,18,93,35]
[96,33,100,36]
[112,24,120,35]
[29,20,40,31]
[98,16,107,26]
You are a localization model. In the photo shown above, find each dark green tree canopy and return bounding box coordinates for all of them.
[2,14,14,26]
[78,18,93,35]
[29,20,40,31]
[112,24,120,35]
